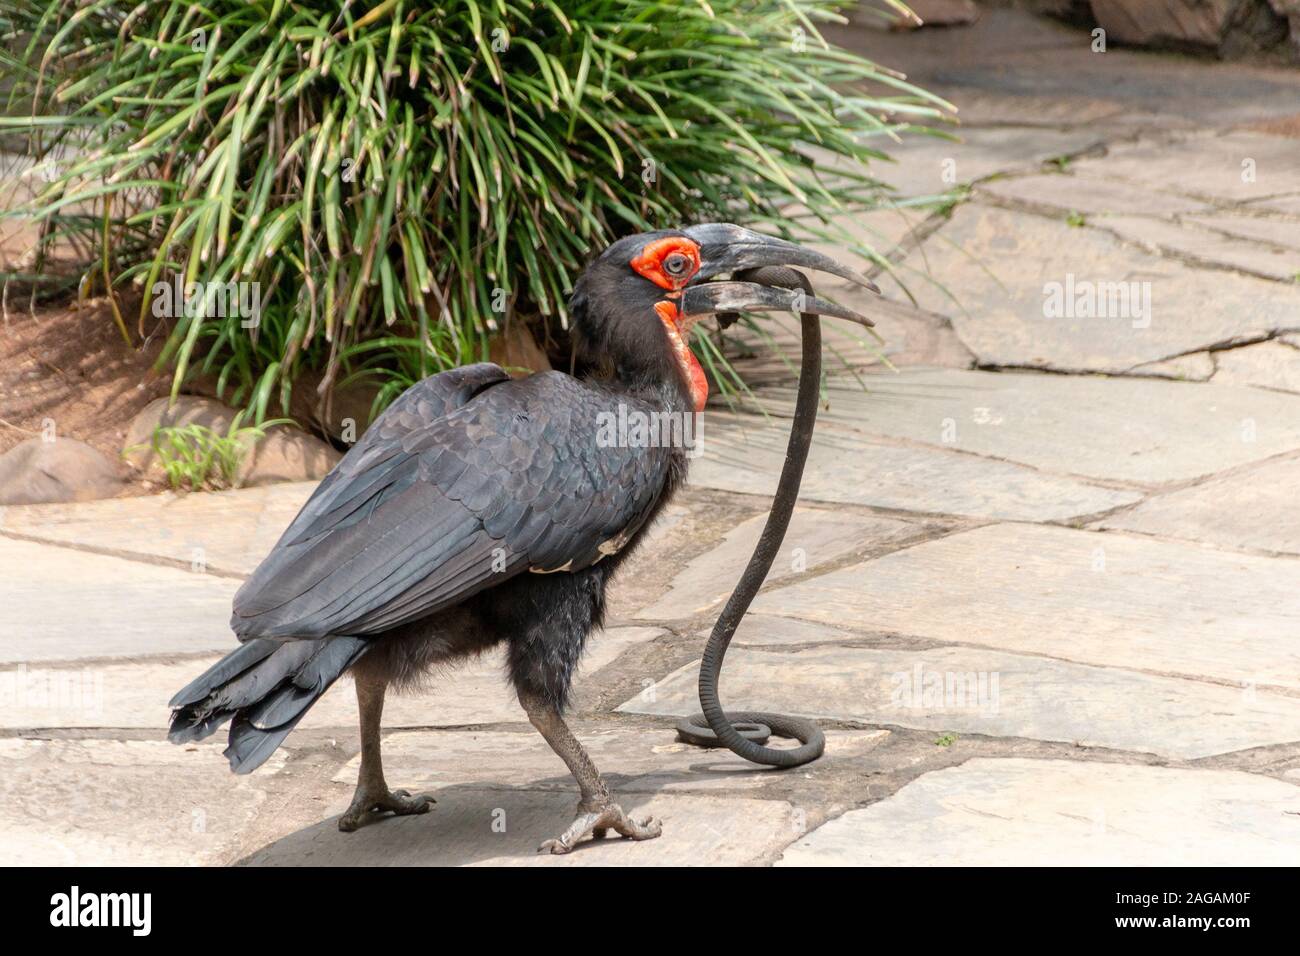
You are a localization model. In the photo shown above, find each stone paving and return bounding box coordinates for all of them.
[3,9,1300,865]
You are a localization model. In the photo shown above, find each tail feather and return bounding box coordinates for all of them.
[168,636,367,773]
[170,639,277,709]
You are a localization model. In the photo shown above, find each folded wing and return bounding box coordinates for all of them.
[231,367,671,641]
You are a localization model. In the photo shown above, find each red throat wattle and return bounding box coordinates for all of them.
[654,300,708,413]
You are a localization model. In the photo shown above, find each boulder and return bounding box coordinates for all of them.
[240,426,341,486]
[0,437,126,505]
[892,0,980,29]
[1088,0,1296,58]
[122,396,239,477]
[1089,0,1238,49]
[123,395,339,488]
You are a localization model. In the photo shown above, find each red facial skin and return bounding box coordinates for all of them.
[630,236,701,291]
[631,237,708,412]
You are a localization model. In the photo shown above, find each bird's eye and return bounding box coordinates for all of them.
[662,253,690,277]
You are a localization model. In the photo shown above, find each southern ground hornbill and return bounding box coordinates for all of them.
[168,223,875,853]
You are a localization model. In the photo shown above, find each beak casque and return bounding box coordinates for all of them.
[678,222,878,330]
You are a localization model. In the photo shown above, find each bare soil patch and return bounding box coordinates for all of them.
[0,297,169,489]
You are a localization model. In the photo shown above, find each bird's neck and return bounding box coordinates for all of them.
[600,369,696,419]
[653,301,708,413]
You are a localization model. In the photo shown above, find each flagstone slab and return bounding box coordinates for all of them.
[618,633,1300,760]
[1131,352,1215,381]
[1096,454,1300,555]
[721,294,973,387]
[2,537,242,664]
[633,508,920,621]
[828,204,935,262]
[3,626,662,731]
[831,7,1300,127]
[1211,341,1300,393]
[776,758,1300,866]
[980,172,1206,218]
[1070,133,1300,204]
[0,481,317,576]
[869,127,1106,198]
[691,412,1139,521]
[1186,212,1300,252]
[1253,194,1300,215]
[605,497,765,622]
[1102,215,1300,282]
[329,726,888,795]
[877,204,1300,372]
[241,789,798,867]
[0,738,286,866]
[750,523,1300,690]
[750,368,1300,484]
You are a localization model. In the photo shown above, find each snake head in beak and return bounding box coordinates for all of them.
[677,223,878,334]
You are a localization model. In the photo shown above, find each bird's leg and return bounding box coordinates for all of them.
[517,687,662,854]
[337,672,434,832]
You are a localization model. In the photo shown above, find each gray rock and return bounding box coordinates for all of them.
[749,368,1300,484]
[621,625,1300,759]
[633,508,921,621]
[749,522,1300,689]
[0,437,126,505]
[1130,352,1216,381]
[691,409,1140,520]
[241,427,340,486]
[0,480,318,575]
[869,127,1106,199]
[0,738,287,866]
[327,726,888,795]
[979,172,1206,217]
[241,789,800,867]
[0,537,241,664]
[1211,340,1300,392]
[1186,211,1300,251]
[776,758,1300,866]
[124,395,340,487]
[122,396,237,476]
[888,0,979,29]
[3,625,665,731]
[878,204,1300,372]
[1097,453,1300,555]
[1102,215,1300,282]
[1070,132,1300,203]
[1089,0,1239,51]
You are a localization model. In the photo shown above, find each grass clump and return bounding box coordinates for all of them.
[4,0,950,422]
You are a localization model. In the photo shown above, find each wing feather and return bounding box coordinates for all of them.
[232,368,673,642]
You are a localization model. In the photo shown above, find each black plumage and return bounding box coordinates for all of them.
[168,224,872,851]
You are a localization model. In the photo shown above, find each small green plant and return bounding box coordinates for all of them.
[128,412,290,491]
[1066,211,1087,228]
[934,733,958,747]
[1045,155,1072,172]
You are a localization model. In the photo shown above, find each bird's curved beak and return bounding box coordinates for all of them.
[679,223,878,332]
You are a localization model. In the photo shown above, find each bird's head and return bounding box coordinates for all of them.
[570,223,877,412]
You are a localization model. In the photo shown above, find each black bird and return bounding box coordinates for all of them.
[168,224,875,853]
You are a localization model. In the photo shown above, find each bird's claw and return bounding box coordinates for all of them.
[538,801,662,854]
[338,785,434,832]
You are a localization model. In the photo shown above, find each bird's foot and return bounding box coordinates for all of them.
[338,784,434,832]
[538,798,662,854]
